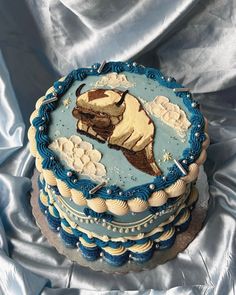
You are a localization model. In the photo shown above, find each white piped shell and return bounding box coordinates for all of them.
[175,209,190,226]
[80,237,96,248]
[195,149,207,165]
[148,190,168,207]
[30,109,39,124]
[159,228,175,241]
[103,246,126,255]
[128,198,148,212]
[56,179,71,197]
[42,169,57,186]
[106,199,129,216]
[40,193,48,206]
[181,163,199,183]
[128,240,153,253]
[45,86,54,96]
[27,126,36,140]
[165,179,186,197]
[29,139,37,157]
[35,157,43,173]
[87,197,107,213]
[71,189,87,206]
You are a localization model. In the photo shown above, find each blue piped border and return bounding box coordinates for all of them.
[32,61,205,201]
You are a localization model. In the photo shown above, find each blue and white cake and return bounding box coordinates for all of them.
[28,61,209,266]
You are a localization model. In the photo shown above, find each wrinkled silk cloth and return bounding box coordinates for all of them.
[0,0,236,294]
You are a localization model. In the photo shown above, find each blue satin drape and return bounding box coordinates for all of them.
[0,0,236,294]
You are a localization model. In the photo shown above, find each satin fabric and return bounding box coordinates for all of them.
[0,0,236,294]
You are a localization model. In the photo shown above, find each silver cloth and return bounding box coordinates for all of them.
[0,0,235,294]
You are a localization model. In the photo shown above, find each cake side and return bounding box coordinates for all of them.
[38,172,198,265]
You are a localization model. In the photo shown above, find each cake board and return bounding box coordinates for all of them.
[30,166,209,274]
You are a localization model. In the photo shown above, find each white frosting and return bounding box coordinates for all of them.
[145,96,191,137]
[49,136,106,182]
[95,72,134,88]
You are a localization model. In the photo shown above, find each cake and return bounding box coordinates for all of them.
[28,61,209,266]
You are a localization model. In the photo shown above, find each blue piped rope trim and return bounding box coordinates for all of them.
[33,61,205,201]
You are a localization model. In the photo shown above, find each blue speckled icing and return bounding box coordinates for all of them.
[33,61,205,200]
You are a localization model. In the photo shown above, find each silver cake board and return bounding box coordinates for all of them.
[30,167,209,273]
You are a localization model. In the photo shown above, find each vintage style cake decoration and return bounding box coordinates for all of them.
[28,61,209,267]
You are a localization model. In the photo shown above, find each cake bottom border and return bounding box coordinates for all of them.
[31,168,209,273]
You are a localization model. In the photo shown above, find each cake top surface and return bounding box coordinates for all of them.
[31,61,206,201]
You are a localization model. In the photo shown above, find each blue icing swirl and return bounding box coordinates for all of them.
[74,69,88,81]
[35,61,206,201]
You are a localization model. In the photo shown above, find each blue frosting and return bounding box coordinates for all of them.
[39,177,190,238]
[39,193,193,249]
[131,246,155,263]
[33,61,205,201]
[79,244,100,261]
[103,251,129,266]
[46,212,61,232]
[39,191,196,266]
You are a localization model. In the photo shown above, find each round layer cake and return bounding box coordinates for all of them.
[28,61,209,266]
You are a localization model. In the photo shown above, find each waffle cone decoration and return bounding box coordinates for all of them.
[72,84,161,176]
